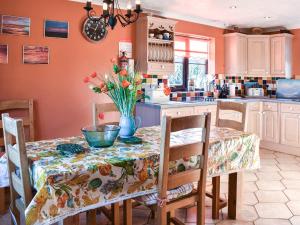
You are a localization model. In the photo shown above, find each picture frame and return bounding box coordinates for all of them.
[0,44,8,64]
[23,45,49,64]
[0,15,30,36]
[44,20,69,38]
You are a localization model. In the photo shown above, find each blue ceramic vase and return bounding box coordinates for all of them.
[119,115,141,138]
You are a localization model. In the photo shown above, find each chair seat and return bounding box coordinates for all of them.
[135,183,194,206]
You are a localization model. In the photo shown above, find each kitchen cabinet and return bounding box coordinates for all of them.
[224,33,248,75]
[136,16,177,76]
[194,105,217,126]
[247,36,270,76]
[261,103,279,143]
[247,103,262,138]
[161,107,194,118]
[281,113,300,147]
[270,34,293,78]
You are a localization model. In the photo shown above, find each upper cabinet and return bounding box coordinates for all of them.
[247,36,270,76]
[136,16,177,77]
[224,33,248,75]
[270,34,293,78]
[224,33,293,77]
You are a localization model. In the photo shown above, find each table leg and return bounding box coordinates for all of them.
[228,172,243,219]
[123,199,132,225]
[0,187,5,214]
[212,176,220,219]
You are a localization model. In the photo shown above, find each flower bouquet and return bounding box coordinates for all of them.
[84,60,148,138]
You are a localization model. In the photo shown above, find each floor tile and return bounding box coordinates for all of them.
[287,201,300,215]
[277,164,300,171]
[217,220,253,225]
[280,171,300,180]
[290,216,300,225]
[244,192,258,205]
[256,180,285,191]
[260,158,278,166]
[254,218,291,225]
[236,206,258,222]
[282,180,300,189]
[255,190,288,203]
[275,153,297,159]
[244,182,258,193]
[260,153,275,159]
[256,172,282,181]
[258,164,280,172]
[244,172,258,182]
[276,158,299,164]
[255,203,293,219]
[284,190,300,201]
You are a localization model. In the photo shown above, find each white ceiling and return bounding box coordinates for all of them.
[71,0,300,29]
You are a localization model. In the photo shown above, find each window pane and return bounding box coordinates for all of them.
[189,63,208,89]
[189,39,208,53]
[174,41,186,51]
[169,56,184,87]
[189,52,208,59]
[175,50,186,57]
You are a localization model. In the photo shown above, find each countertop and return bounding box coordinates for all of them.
[138,98,300,109]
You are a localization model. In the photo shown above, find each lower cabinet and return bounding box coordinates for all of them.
[262,110,279,144]
[247,109,262,138]
[281,112,300,147]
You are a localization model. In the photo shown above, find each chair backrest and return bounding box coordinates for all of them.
[158,113,211,201]
[216,101,247,131]
[0,100,35,151]
[92,103,119,126]
[2,113,33,209]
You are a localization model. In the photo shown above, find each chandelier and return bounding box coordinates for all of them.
[84,0,142,29]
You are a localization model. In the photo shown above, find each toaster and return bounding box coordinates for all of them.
[247,88,264,97]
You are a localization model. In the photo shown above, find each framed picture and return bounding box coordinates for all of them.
[0,44,8,64]
[44,20,69,38]
[23,45,49,64]
[0,15,30,36]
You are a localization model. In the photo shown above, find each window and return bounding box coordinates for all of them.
[169,35,211,91]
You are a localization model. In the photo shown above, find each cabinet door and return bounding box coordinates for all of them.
[262,111,279,143]
[161,107,194,118]
[281,113,300,147]
[271,36,285,76]
[248,36,270,76]
[194,105,217,126]
[247,110,261,138]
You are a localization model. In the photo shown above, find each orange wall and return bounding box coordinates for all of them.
[0,0,224,139]
[291,29,300,76]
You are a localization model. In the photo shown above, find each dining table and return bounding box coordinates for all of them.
[17,126,260,225]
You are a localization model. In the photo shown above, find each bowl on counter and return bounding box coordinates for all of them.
[81,125,120,148]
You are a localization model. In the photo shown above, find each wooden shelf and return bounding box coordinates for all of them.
[147,38,174,44]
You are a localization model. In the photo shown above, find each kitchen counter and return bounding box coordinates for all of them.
[138,97,300,109]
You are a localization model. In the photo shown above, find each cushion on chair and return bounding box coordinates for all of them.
[135,183,194,206]
[0,153,9,188]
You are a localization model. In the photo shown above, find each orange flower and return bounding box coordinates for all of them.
[119,69,127,76]
[137,90,143,95]
[83,77,90,83]
[90,72,97,78]
[101,85,108,93]
[135,79,142,85]
[163,87,171,96]
[122,80,131,88]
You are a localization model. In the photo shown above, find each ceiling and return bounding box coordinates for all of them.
[71,0,300,29]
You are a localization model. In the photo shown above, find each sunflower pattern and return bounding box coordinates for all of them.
[24,126,260,225]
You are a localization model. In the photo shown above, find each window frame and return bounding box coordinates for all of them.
[170,34,214,92]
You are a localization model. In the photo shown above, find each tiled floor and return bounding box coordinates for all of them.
[1,149,300,225]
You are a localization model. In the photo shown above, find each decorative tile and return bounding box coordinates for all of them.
[255,203,292,219]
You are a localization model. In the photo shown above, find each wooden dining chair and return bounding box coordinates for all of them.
[2,113,33,225]
[92,102,119,126]
[0,99,35,215]
[130,113,211,225]
[210,101,247,219]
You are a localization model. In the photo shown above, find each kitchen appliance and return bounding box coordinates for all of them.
[277,79,300,99]
[229,84,236,97]
[247,88,264,97]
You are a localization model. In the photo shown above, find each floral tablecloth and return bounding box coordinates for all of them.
[23,126,260,225]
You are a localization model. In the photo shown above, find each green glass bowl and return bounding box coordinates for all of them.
[81,125,120,148]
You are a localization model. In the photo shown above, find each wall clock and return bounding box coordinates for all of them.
[82,18,107,42]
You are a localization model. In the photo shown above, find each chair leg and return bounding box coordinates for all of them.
[157,206,167,225]
[87,209,97,225]
[111,202,120,225]
[212,176,220,219]
[123,199,132,225]
[0,187,6,214]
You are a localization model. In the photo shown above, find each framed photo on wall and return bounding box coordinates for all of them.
[0,44,8,64]
[0,15,30,36]
[44,20,69,38]
[23,45,49,64]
